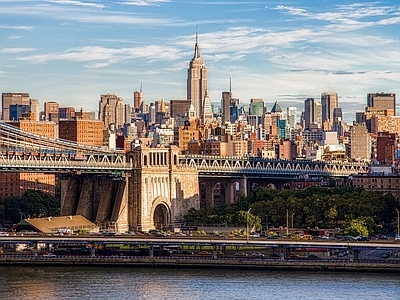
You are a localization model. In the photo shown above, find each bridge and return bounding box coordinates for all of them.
[1,122,370,233]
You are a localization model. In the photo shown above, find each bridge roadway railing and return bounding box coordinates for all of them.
[179,155,369,177]
[0,159,132,173]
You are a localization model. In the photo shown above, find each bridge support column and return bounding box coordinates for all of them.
[204,179,214,209]
[238,176,247,197]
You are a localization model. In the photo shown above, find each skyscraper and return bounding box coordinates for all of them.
[304,98,322,130]
[367,93,396,115]
[286,107,297,129]
[187,30,208,122]
[321,92,338,125]
[99,93,125,129]
[1,93,30,121]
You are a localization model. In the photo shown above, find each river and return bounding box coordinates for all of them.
[1,266,399,299]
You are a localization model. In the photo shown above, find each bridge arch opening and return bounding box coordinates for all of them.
[153,202,171,230]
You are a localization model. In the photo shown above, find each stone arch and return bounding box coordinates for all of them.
[143,155,148,166]
[150,197,171,230]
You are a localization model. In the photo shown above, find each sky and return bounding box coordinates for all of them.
[1,0,400,123]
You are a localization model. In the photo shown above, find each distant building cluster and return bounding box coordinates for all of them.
[1,33,399,200]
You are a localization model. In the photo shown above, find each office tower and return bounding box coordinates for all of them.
[1,93,30,121]
[44,101,60,122]
[203,90,213,124]
[170,100,191,120]
[9,104,30,120]
[134,84,143,110]
[376,131,397,165]
[321,92,338,125]
[125,104,132,124]
[221,91,231,124]
[367,93,396,114]
[30,99,40,121]
[99,93,125,129]
[304,98,322,130]
[250,98,264,117]
[286,107,297,129]
[59,119,104,146]
[271,101,283,118]
[187,30,207,122]
[349,123,371,162]
[58,107,76,120]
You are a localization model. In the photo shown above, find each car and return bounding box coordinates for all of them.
[308,254,320,259]
[337,251,349,257]
[124,231,136,235]
[381,252,390,259]
[378,235,390,240]
[43,253,56,258]
[181,250,194,255]
[269,253,281,258]
[251,252,265,258]
[395,235,400,241]
[199,251,212,255]
[235,252,248,257]
[317,235,329,240]
[0,232,9,236]
[355,236,369,241]
[289,253,300,258]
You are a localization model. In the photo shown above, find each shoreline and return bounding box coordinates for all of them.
[1,256,400,274]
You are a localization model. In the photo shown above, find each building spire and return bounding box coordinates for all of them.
[194,26,200,58]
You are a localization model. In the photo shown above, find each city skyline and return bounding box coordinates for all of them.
[1,1,400,123]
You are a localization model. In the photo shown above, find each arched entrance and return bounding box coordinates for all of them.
[153,203,171,230]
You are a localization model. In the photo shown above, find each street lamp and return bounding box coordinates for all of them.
[246,208,252,242]
[396,208,399,237]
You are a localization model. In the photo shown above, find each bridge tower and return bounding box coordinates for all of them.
[128,146,199,232]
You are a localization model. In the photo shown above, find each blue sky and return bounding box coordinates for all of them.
[1,1,400,123]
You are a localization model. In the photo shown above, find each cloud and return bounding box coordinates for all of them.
[1,47,37,53]
[15,45,183,67]
[119,0,170,6]
[46,0,105,9]
[0,25,33,30]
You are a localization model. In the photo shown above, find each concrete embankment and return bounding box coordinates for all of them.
[1,256,400,273]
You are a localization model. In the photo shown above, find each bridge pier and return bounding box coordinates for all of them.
[60,175,129,233]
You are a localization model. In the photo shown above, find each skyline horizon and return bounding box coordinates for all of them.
[1,1,400,123]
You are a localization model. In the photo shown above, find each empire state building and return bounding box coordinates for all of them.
[187,31,208,122]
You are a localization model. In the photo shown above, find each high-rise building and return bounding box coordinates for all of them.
[59,119,104,146]
[29,99,40,121]
[99,93,125,129]
[376,131,397,165]
[1,93,30,121]
[134,85,143,110]
[367,93,396,115]
[221,91,231,124]
[304,98,322,130]
[44,101,60,122]
[286,107,297,128]
[250,98,264,117]
[348,123,371,162]
[187,31,208,121]
[321,92,338,125]
[59,107,76,120]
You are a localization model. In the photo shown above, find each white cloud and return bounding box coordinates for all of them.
[46,0,105,9]
[1,47,37,53]
[119,0,170,6]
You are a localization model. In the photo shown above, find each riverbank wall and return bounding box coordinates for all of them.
[1,256,400,273]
